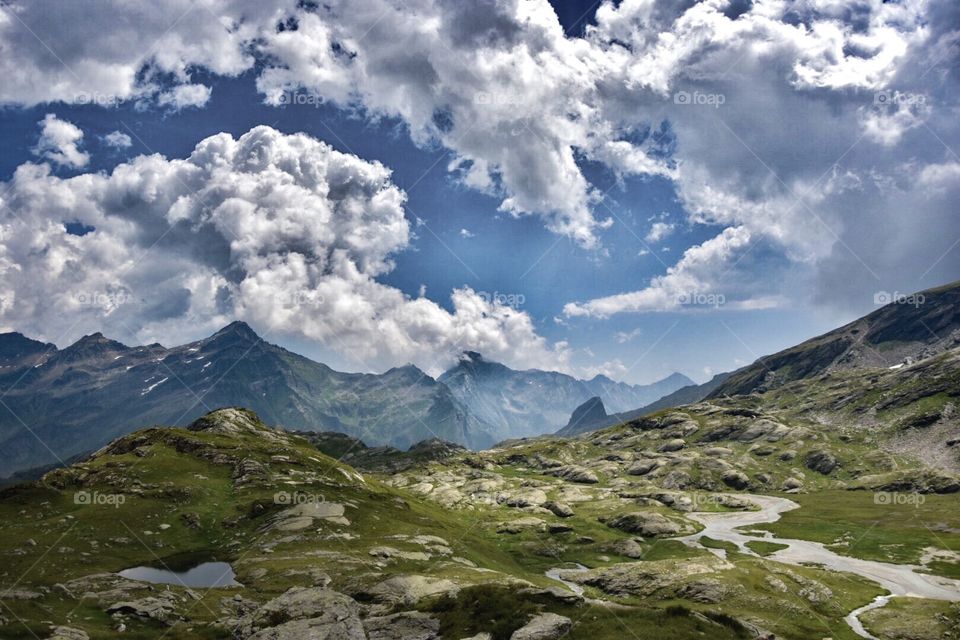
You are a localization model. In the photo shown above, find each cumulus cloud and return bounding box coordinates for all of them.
[157,83,212,110]
[101,130,133,149]
[0,126,570,374]
[32,114,89,168]
[0,0,957,316]
[645,222,674,243]
[565,226,754,317]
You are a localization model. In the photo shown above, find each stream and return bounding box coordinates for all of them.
[545,494,960,639]
[679,494,960,638]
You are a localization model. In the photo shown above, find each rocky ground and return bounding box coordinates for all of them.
[0,403,958,639]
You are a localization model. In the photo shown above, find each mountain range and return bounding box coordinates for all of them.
[439,351,692,439]
[0,323,691,478]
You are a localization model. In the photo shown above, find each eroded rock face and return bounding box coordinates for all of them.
[46,627,89,640]
[509,613,572,640]
[363,611,440,640]
[105,592,181,624]
[364,575,460,607]
[545,465,599,484]
[605,512,683,537]
[805,450,838,475]
[236,587,364,639]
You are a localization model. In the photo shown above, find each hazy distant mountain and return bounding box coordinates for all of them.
[710,280,960,398]
[438,351,693,439]
[0,322,495,478]
[557,372,732,437]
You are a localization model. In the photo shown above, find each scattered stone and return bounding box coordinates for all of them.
[659,439,686,452]
[46,627,89,640]
[546,465,599,484]
[510,613,572,640]
[721,470,749,490]
[364,611,440,640]
[543,501,574,518]
[606,512,682,537]
[805,450,838,475]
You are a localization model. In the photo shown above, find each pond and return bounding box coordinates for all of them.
[118,561,240,588]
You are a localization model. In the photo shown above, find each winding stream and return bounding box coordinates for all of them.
[678,494,960,638]
[544,494,960,638]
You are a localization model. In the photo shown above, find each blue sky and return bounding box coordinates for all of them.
[0,0,955,383]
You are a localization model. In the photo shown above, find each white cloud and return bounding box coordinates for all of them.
[101,130,132,149]
[0,126,571,374]
[614,327,642,344]
[565,226,753,317]
[157,83,212,110]
[0,0,956,316]
[32,114,89,168]
[459,228,474,238]
[644,221,674,243]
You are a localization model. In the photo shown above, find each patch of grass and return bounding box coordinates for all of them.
[754,491,960,572]
[422,585,538,640]
[745,540,789,556]
[699,536,738,553]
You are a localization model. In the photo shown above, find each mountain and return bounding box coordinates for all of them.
[0,322,495,478]
[556,371,732,437]
[438,351,693,439]
[709,280,960,398]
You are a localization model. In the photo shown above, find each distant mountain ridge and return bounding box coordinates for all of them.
[556,371,732,437]
[0,322,496,477]
[438,351,693,439]
[709,280,960,398]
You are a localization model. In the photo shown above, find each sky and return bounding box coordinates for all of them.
[0,0,956,384]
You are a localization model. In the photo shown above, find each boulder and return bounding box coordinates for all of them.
[721,470,749,490]
[805,450,838,475]
[366,576,459,607]
[46,627,89,640]
[546,465,599,484]
[237,587,363,639]
[510,613,572,640]
[658,439,686,452]
[606,512,682,537]
[364,611,440,640]
[543,501,574,518]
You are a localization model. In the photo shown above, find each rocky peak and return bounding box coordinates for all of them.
[206,321,262,346]
[565,396,607,431]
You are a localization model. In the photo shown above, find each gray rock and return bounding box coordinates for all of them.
[364,611,440,640]
[238,587,363,638]
[626,459,661,476]
[805,450,838,475]
[543,501,574,518]
[510,613,572,640]
[658,439,686,452]
[721,470,749,490]
[366,576,459,607]
[606,512,681,536]
[546,465,599,484]
[46,627,89,640]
